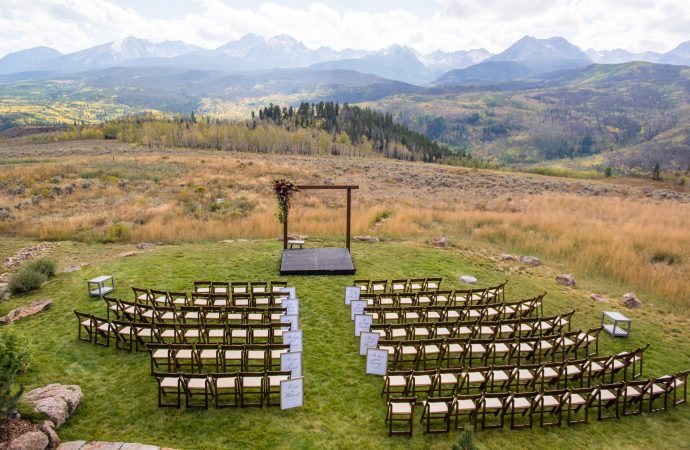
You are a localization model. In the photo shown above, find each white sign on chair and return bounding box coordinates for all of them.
[350,300,367,320]
[283,329,303,352]
[282,299,299,316]
[280,377,303,410]
[354,314,373,337]
[366,348,389,375]
[280,287,297,300]
[359,331,380,356]
[281,351,302,377]
[345,286,361,305]
[280,314,299,330]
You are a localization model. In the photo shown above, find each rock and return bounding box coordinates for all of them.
[57,442,87,450]
[0,282,9,301]
[40,421,60,448]
[219,240,234,244]
[555,274,576,286]
[589,294,609,302]
[3,243,58,269]
[519,255,541,267]
[7,431,49,450]
[428,236,449,248]
[499,253,517,261]
[116,251,138,258]
[23,384,83,428]
[80,443,125,450]
[622,292,642,309]
[121,444,161,450]
[135,242,161,250]
[62,266,81,273]
[459,275,477,284]
[0,299,52,324]
[32,195,42,205]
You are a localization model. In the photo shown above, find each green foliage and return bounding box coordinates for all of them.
[452,425,478,450]
[273,179,299,225]
[0,330,31,421]
[604,166,612,177]
[652,163,662,181]
[8,265,48,294]
[101,223,131,243]
[24,258,57,278]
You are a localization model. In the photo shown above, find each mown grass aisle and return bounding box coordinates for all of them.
[1,238,689,449]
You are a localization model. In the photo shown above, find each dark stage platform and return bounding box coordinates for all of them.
[280,247,356,275]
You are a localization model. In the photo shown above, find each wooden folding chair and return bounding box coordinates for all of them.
[424,277,442,291]
[409,369,436,399]
[178,323,205,344]
[75,311,95,343]
[212,281,229,295]
[534,389,565,428]
[102,296,122,320]
[270,280,288,294]
[421,396,454,433]
[245,344,268,371]
[238,372,264,407]
[391,279,408,293]
[621,379,649,416]
[94,316,114,347]
[382,369,411,399]
[194,281,212,293]
[134,322,158,352]
[182,373,211,408]
[591,382,623,421]
[195,343,220,372]
[171,343,197,373]
[154,371,181,408]
[453,393,480,430]
[563,387,591,425]
[507,391,536,429]
[232,281,249,294]
[113,319,134,352]
[476,392,509,430]
[132,287,150,303]
[386,397,417,436]
[265,370,291,406]
[221,344,244,372]
[210,372,238,408]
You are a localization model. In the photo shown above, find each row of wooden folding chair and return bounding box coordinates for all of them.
[382,348,649,400]
[76,312,288,349]
[355,277,444,294]
[147,342,289,374]
[414,369,689,434]
[361,288,510,308]
[369,312,573,341]
[378,329,601,370]
[193,280,288,295]
[154,370,291,408]
[105,298,285,325]
[130,290,286,308]
[364,298,543,325]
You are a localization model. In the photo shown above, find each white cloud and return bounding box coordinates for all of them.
[0,0,688,57]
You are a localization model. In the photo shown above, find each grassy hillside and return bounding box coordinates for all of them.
[1,238,689,449]
[366,62,690,171]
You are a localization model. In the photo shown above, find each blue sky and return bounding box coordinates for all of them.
[1,0,688,57]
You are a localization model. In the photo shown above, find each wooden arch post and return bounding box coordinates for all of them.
[283,185,359,250]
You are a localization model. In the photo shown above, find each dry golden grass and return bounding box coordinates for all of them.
[0,141,688,310]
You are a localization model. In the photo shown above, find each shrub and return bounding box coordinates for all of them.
[452,424,478,450]
[0,330,31,421]
[604,166,612,177]
[24,258,57,278]
[8,266,47,294]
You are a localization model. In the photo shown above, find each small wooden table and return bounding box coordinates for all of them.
[288,240,305,249]
[601,311,631,337]
[87,275,115,298]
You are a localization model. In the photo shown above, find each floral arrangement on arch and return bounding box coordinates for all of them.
[273,179,299,225]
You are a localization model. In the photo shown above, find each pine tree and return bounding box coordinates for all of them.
[0,351,23,421]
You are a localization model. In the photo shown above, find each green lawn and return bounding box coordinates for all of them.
[2,238,689,450]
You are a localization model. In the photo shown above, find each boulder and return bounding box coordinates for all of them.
[40,421,60,448]
[0,282,9,301]
[622,292,642,309]
[23,384,83,428]
[0,299,52,324]
[459,275,477,284]
[428,236,449,248]
[62,266,81,273]
[56,442,87,450]
[499,254,517,261]
[80,443,125,450]
[519,255,541,267]
[555,274,576,286]
[589,294,609,303]
[116,251,138,258]
[7,431,49,450]
[121,444,161,450]
[219,240,234,244]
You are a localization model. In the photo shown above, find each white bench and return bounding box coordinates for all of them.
[288,240,305,249]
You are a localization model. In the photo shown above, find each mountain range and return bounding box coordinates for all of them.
[2,34,689,86]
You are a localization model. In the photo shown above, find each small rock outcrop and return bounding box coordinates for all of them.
[58,443,169,450]
[116,251,138,258]
[555,274,576,286]
[589,294,609,302]
[498,254,517,261]
[428,236,449,248]
[459,275,477,284]
[519,255,541,267]
[3,243,58,270]
[23,384,83,428]
[0,299,52,324]
[353,236,380,243]
[40,421,60,448]
[6,431,49,450]
[0,282,9,301]
[622,292,642,309]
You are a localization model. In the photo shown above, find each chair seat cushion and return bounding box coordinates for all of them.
[390,402,413,415]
